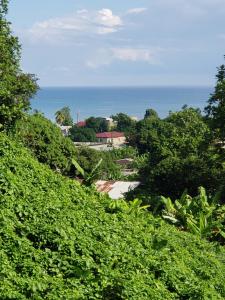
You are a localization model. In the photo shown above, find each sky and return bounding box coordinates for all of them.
[8,0,225,87]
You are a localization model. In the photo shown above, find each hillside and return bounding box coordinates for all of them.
[0,133,225,299]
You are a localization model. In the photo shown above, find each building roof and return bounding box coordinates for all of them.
[96,131,125,139]
[95,180,140,199]
[77,121,86,127]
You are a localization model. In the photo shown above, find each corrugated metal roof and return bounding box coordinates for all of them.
[95,180,140,199]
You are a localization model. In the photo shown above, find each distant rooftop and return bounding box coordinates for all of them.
[95,180,140,199]
[96,131,124,139]
[77,121,86,127]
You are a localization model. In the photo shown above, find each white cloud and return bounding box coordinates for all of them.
[126,8,147,15]
[28,8,123,42]
[112,48,155,62]
[96,9,122,27]
[86,47,160,69]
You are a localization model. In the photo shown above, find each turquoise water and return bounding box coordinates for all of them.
[31,86,213,121]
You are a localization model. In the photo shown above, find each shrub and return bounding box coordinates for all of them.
[0,133,225,299]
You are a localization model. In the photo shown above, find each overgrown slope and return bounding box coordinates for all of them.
[0,133,225,299]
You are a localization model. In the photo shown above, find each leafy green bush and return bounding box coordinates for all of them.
[161,187,225,243]
[14,113,78,175]
[1,133,225,299]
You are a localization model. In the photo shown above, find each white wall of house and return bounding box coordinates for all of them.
[97,136,126,145]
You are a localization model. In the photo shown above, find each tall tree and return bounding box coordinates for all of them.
[86,117,108,133]
[0,0,38,130]
[144,108,159,120]
[111,113,136,133]
[205,56,225,140]
[55,106,73,126]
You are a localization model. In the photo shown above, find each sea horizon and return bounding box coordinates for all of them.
[31,86,213,122]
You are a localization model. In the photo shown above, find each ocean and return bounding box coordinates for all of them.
[31,86,213,122]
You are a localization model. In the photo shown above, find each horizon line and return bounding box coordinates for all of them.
[38,85,214,89]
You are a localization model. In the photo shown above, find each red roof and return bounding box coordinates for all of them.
[77,121,86,127]
[96,131,125,139]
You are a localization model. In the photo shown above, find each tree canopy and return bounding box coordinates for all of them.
[112,113,136,133]
[55,106,73,126]
[69,125,97,142]
[0,0,38,129]
[205,56,225,141]
[85,117,109,133]
[15,113,77,175]
[129,107,221,198]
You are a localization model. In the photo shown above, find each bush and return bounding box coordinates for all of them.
[0,133,225,299]
[14,113,77,175]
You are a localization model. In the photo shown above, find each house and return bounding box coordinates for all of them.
[95,180,140,199]
[96,132,126,145]
[59,125,72,136]
[76,121,86,127]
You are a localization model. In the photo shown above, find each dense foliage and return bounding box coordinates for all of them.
[69,126,97,142]
[0,0,38,129]
[160,187,225,243]
[129,107,223,198]
[111,113,136,133]
[86,117,109,133]
[205,56,225,141]
[55,106,73,126]
[14,113,77,175]
[1,133,225,299]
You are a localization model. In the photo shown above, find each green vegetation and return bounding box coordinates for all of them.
[0,1,38,130]
[55,106,73,126]
[69,126,97,142]
[205,56,225,141]
[1,1,225,297]
[111,113,136,133]
[1,133,225,299]
[129,107,222,198]
[86,117,109,133]
[14,113,77,175]
[160,187,225,242]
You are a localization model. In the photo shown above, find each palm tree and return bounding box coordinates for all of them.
[55,110,65,125]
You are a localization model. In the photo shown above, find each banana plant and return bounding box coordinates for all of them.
[108,199,150,215]
[72,158,103,185]
[161,187,225,241]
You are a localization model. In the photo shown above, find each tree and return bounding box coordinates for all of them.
[131,107,221,199]
[205,56,225,140]
[55,106,73,126]
[69,126,97,142]
[144,108,159,120]
[86,117,108,133]
[15,113,78,175]
[0,1,38,130]
[111,113,136,133]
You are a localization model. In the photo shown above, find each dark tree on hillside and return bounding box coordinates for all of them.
[205,56,225,140]
[0,0,38,130]
[111,113,136,133]
[144,108,159,120]
[69,126,97,142]
[85,117,108,133]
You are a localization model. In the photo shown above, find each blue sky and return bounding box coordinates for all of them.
[8,0,225,86]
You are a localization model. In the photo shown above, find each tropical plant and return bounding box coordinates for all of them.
[55,106,73,126]
[161,187,225,242]
[1,133,225,299]
[107,198,150,216]
[72,157,103,185]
